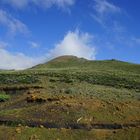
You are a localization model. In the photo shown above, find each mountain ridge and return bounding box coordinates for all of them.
[31,55,140,74]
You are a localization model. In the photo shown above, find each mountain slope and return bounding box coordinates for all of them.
[0,55,140,140]
[28,55,140,91]
[31,55,140,74]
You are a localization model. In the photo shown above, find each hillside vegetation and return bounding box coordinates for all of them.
[0,55,140,140]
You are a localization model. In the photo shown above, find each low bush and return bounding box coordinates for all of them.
[65,88,77,94]
[0,93,10,102]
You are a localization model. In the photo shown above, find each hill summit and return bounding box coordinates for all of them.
[32,55,88,69]
[47,55,87,63]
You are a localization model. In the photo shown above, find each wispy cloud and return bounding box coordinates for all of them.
[2,0,75,10]
[111,21,125,34]
[131,37,140,45]
[0,41,9,49]
[94,0,121,15]
[92,0,121,25]
[47,30,96,60]
[29,41,40,48]
[91,0,129,50]
[0,9,29,35]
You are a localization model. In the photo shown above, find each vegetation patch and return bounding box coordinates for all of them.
[0,93,10,102]
[0,74,39,85]
[26,95,46,103]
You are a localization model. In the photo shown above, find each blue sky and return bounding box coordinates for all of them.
[0,0,140,69]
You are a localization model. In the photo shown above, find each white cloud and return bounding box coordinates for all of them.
[47,30,96,60]
[0,9,29,35]
[2,0,75,10]
[0,48,43,70]
[0,30,96,70]
[92,0,121,25]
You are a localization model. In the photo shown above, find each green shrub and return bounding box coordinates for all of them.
[65,88,77,94]
[0,93,10,102]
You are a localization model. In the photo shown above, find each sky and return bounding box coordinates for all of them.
[0,0,140,69]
